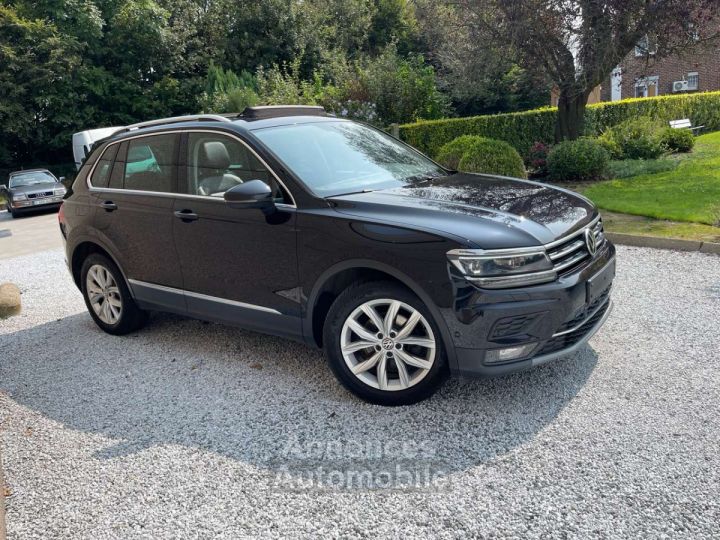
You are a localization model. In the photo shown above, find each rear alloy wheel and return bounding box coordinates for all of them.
[325,282,447,405]
[81,254,147,335]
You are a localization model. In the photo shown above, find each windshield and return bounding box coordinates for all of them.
[252,121,446,197]
[9,171,56,188]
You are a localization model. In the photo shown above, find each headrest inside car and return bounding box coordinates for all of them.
[199,141,231,170]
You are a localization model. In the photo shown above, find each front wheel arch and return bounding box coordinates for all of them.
[304,260,457,372]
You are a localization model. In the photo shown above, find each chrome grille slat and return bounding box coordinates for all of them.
[548,239,584,261]
[553,250,589,272]
[546,217,606,275]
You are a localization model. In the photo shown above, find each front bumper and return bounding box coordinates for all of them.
[11,196,63,211]
[446,242,616,377]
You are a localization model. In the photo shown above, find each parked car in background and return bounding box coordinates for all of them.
[60,106,615,405]
[2,169,66,218]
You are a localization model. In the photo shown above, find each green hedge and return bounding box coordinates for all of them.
[400,91,720,158]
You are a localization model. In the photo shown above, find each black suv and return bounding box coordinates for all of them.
[60,106,615,405]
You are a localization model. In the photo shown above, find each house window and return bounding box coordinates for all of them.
[635,35,657,56]
[635,76,659,98]
[687,72,699,90]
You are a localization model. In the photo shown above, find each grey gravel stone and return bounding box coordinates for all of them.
[0,246,719,539]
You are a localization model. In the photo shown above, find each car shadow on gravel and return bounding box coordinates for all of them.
[0,311,598,491]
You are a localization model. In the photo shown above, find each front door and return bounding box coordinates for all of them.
[172,131,300,338]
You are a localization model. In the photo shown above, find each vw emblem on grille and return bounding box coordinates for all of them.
[585,228,597,256]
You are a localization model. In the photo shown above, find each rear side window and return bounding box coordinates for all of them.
[90,144,119,188]
[123,134,179,193]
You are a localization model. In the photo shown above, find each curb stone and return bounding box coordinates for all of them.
[606,232,720,254]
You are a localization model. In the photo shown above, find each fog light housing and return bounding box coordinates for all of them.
[484,343,538,365]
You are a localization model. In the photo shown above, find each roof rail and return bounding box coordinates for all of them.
[112,114,233,136]
[240,105,327,120]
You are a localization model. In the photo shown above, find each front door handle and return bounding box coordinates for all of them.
[100,201,117,211]
[174,209,199,222]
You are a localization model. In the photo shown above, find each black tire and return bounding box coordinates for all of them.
[9,206,17,218]
[80,253,148,335]
[323,281,448,406]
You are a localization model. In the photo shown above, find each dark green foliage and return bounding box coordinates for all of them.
[437,136,526,178]
[547,139,610,182]
[400,92,720,158]
[658,127,695,153]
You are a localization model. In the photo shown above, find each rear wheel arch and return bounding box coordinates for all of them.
[305,260,456,369]
[71,241,127,291]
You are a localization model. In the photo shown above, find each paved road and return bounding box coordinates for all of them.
[0,246,719,538]
[0,209,62,260]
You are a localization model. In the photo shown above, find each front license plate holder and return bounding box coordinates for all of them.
[587,258,615,304]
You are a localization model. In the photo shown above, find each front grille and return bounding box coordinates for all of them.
[27,191,53,199]
[537,300,610,356]
[546,219,606,276]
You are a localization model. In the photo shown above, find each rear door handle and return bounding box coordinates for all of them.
[174,209,199,222]
[100,201,117,211]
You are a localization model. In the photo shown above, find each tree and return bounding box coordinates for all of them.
[457,0,720,141]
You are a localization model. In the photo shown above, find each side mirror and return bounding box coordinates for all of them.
[223,180,274,209]
[0,184,6,192]
[58,177,66,183]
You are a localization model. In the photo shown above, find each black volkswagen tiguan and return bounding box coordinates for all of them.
[60,106,615,405]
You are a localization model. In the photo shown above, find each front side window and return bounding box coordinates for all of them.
[9,170,57,188]
[252,121,446,197]
[184,133,286,201]
[123,134,179,192]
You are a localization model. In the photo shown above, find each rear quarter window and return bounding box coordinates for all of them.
[89,144,119,188]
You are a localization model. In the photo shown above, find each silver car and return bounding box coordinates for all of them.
[1,169,66,218]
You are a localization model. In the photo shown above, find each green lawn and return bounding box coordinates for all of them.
[584,131,720,225]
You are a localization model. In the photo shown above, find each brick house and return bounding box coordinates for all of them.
[600,37,720,102]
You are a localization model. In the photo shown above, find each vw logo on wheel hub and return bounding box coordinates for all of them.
[381,337,395,350]
[585,228,597,256]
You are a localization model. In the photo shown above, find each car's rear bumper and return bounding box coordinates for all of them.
[445,242,616,377]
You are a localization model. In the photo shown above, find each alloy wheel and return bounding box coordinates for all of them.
[340,298,436,391]
[86,264,123,325]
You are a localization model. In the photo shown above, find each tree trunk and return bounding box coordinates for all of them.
[555,89,589,142]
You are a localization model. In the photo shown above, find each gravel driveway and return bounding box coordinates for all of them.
[1,246,719,539]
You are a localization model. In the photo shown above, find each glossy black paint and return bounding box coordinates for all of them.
[62,116,615,378]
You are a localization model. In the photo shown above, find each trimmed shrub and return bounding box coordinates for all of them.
[658,127,695,153]
[399,91,720,158]
[459,142,527,178]
[547,138,609,182]
[435,135,482,170]
[598,117,666,160]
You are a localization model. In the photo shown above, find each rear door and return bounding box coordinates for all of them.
[89,132,185,312]
[171,131,300,338]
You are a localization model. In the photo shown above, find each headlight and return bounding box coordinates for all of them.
[14,193,27,201]
[54,187,66,196]
[447,248,556,288]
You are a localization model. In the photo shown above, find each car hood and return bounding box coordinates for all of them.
[10,182,60,194]
[328,173,597,249]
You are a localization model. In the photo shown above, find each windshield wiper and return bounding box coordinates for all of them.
[327,189,375,198]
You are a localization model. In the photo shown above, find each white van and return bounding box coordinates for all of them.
[72,127,123,170]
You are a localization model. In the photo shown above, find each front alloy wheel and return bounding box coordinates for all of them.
[341,299,436,391]
[325,281,447,405]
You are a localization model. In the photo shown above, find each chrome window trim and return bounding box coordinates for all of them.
[127,279,282,315]
[86,129,297,208]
